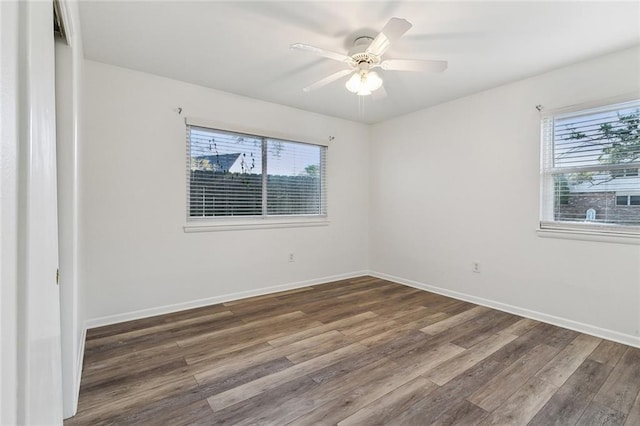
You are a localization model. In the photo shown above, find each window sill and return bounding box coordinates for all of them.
[184,217,329,233]
[536,227,640,245]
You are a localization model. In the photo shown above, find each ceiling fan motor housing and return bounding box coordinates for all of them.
[349,36,380,65]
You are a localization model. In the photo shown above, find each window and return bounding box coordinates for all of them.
[540,99,640,235]
[187,125,327,220]
[612,168,639,178]
[616,195,640,206]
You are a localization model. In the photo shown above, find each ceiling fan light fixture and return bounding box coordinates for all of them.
[345,70,383,96]
[367,71,383,91]
[345,73,362,93]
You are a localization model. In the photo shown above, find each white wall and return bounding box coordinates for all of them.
[55,0,84,418]
[81,61,370,324]
[370,47,640,346]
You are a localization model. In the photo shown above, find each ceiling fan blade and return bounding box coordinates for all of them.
[290,43,354,65]
[303,69,353,92]
[366,17,412,57]
[380,59,448,72]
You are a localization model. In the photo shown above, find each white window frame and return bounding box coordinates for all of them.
[538,97,640,244]
[183,118,329,232]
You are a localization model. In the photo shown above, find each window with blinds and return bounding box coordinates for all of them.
[187,125,327,219]
[540,99,640,235]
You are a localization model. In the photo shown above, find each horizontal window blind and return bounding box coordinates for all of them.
[188,126,263,217]
[540,99,640,233]
[187,125,327,219]
[266,139,326,216]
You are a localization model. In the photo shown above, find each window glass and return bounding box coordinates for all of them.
[266,139,325,216]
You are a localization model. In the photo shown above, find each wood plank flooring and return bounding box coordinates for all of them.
[66,276,640,425]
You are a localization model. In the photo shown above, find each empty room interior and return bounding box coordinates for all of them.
[3,0,640,424]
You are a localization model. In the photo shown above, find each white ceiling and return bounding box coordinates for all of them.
[79,1,640,124]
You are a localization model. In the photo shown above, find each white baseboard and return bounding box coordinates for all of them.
[73,327,86,415]
[370,271,640,349]
[85,270,369,329]
[64,327,86,420]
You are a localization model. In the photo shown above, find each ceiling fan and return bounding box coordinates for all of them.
[291,17,448,96]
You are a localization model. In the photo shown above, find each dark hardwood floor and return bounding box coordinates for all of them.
[66,276,640,425]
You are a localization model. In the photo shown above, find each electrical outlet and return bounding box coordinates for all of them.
[288,253,295,262]
[472,261,480,273]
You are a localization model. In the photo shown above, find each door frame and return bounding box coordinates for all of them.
[1,2,20,423]
[1,0,64,423]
